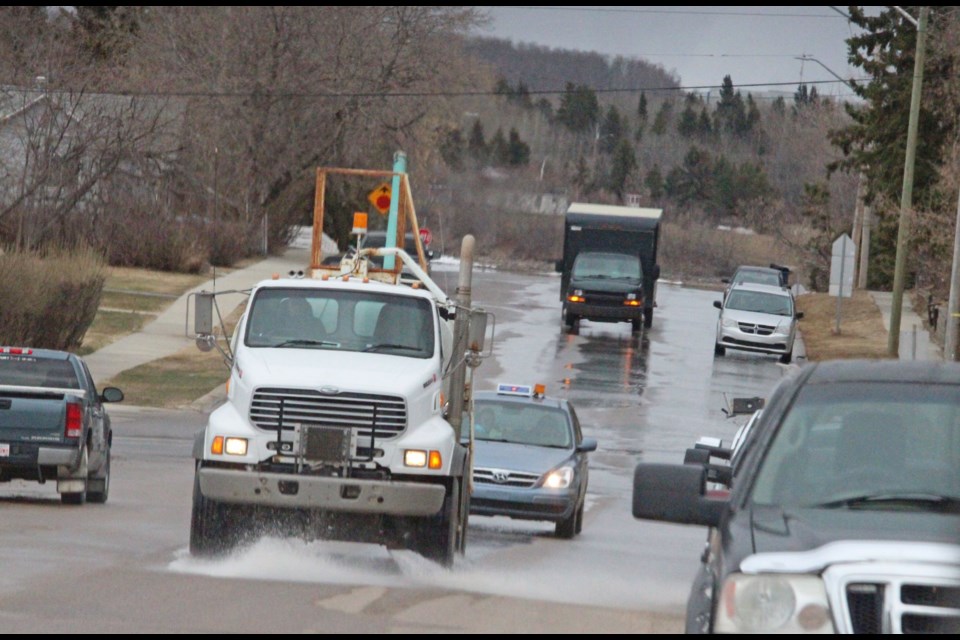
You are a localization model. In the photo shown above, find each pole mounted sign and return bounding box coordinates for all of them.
[419,227,432,246]
[830,233,855,333]
[368,183,391,215]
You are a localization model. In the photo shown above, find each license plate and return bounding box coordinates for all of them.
[0,443,9,457]
[300,425,351,463]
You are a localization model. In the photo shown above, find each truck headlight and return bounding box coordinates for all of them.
[225,437,248,456]
[715,573,833,633]
[543,466,574,489]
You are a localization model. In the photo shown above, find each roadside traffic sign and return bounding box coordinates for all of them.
[419,227,432,246]
[368,183,391,215]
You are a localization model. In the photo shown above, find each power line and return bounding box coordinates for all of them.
[1,78,863,101]
[489,6,846,19]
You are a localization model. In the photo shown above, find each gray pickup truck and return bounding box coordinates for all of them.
[0,347,123,504]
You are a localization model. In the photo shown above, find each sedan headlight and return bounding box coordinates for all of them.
[542,466,574,489]
[715,573,834,633]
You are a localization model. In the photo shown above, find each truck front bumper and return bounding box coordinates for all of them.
[198,466,447,516]
[565,301,643,322]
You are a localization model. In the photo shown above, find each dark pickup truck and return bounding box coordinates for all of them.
[0,347,123,504]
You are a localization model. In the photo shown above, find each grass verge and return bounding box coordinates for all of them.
[796,290,891,361]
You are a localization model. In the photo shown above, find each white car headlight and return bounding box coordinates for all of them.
[774,321,792,335]
[721,316,739,329]
[543,466,574,489]
[715,573,834,633]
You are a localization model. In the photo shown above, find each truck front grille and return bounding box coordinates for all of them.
[582,291,627,307]
[842,580,960,634]
[250,387,407,438]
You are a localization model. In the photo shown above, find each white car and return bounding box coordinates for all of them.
[713,283,803,364]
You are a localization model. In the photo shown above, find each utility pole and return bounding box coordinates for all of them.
[888,6,929,357]
[945,189,960,361]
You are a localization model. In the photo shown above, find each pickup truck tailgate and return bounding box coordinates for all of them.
[0,389,77,441]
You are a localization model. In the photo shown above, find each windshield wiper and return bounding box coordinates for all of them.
[813,493,960,511]
[274,339,340,349]
[363,343,422,353]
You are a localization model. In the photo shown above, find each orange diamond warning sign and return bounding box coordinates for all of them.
[368,183,392,215]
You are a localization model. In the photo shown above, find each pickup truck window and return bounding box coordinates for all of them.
[245,288,435,358]
[0,356,80,389]
[750,382,960,509]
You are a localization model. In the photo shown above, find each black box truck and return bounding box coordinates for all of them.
[556,203,662,332]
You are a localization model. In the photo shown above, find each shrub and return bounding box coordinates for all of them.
[0,247,106,351]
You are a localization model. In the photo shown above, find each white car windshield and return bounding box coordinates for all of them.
[245,288,434,358]
[725,290,793,316]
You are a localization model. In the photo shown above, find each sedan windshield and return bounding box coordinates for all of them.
[750,382,960,509]
[572,252,641,280]
[472,401,573,448]
[245,288,434,358]
[725,290,793,316]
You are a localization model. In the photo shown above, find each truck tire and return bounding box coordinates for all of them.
[189,466,242,557]
[643,307,654,329]
[87,447,110,504]
[415,479,460,567]
[631,318,642,334]
[61,443,89,505]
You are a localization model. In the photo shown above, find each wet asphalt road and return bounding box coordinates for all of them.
[0,267,792,633]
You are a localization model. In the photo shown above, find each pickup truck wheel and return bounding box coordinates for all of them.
[61,444,89,505]
[87,447,110,504]
[190,466,240,557]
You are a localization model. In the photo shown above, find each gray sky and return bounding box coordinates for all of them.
[476,6,881,99]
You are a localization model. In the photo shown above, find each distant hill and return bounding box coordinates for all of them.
[463,36,680,93]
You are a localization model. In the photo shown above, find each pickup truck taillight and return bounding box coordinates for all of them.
[65,402,82,439]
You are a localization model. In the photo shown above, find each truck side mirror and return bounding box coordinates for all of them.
[468,309,488,352]
[653,264,661,280]
[195,291,214,335]
[554,259,563,273]
[632,463,726,527]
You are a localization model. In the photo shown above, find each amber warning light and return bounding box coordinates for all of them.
[352,212,368,235]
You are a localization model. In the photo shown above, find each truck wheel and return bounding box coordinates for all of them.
[61,444,89,505]
[190,466,241,557]
[87,446,110,504]
[415,479,460,567]
[643,308,654,329]
[631,318,642,334]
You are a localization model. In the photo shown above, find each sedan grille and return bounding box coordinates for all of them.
[473,467,540,488]
[250,387,407,438]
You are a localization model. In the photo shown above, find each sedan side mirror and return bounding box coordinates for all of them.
[577,438,598,453]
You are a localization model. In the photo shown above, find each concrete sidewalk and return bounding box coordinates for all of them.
[868,291,942,361]
[84,244,312,384]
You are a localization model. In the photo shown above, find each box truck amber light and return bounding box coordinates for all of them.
[404,449,442,469]
[211,436,248,456]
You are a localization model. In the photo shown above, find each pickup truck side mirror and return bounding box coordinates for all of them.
[100,387,124,403]
[633,463,726,527]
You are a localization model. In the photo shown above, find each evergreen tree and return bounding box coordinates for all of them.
[677,102,698,138]
[467,120,488,165]
[608,139,637,199]
[651,100,672,136]
[506,128,531,166]
[556,82,600,134]
[489,128,510,166]
[714,75,748,137]
[599,105,624,154]
[645,164,664,201]
[439,127,465,170]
